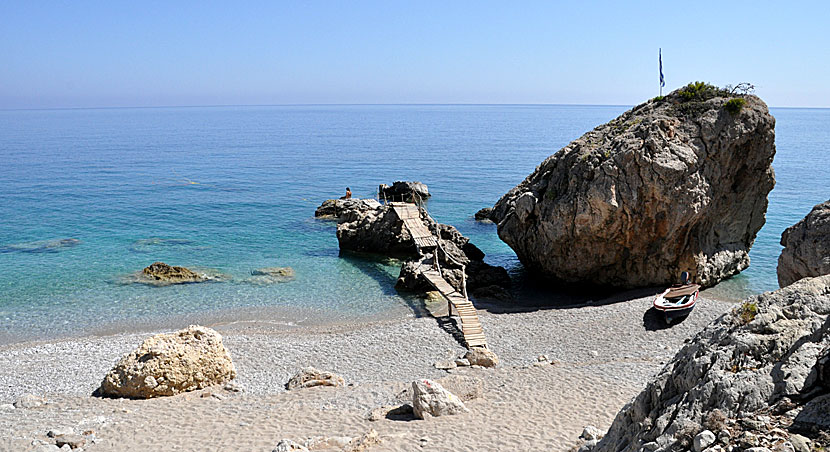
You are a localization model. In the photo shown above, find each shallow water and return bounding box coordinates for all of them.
[0,105,827,343]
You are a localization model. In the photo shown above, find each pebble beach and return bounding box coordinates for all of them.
[1,292,735,451]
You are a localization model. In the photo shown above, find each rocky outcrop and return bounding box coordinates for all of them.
[139,262,207,284]
[778,200,830,287]
[315,198,381,220]
[474,207,494,222]
[590,275,830,452]
[492,86,776,288]
[285,367,345,390]
[378,181,430,203]
[334,200,510,296]
[411,379,469,419]
[97,325,237,398]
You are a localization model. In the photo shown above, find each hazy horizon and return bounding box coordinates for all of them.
[2,1,828,109]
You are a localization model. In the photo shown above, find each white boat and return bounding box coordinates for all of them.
[653,272,700,324]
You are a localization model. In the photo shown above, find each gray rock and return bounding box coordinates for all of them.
[378,181,430,203]
[32,446,60,452]
[315,198,381,220]
[272,439,309,452]
[411,379,469,419]
[693,430,716,452]
[285,367,344,390]
[454,358,470,367]
[592,275,830,452]
[474,207,494,222]
[492,88,776,288]
[47,428,75,438]
[788,434,811,452]
[581,425,602,441]
[745,448,771,452]
[54,434,85,449]
[433,360,457,370]
[13,394,45,408]
[778,200,830,287]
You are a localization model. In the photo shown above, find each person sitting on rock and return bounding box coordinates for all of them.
[342,187,352,199]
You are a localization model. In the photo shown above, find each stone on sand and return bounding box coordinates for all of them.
[411,379,469,419]
[97,325,237,398]
[272,439,308,452]
[285,367,345,390]
[464,347,499,368]
[13,394,45,409]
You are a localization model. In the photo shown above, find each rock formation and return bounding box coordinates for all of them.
[140,262,207,284]
[97,325,237,398]
[378,181,430,203]
[590,275,830,452]
[334,201,510,297]
[492,85,776,288]
[778,200,830,287]
[474,207,494,222]
[285,367,345,390]
[315,198,381,220]
[0,238,80,253]
[411,379,469,419]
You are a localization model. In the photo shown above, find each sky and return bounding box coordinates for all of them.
[1,1,828,109]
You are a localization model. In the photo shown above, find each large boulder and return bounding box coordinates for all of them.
[97,325,236,398]
[492,85,776,288]
[411,379,470,419]
[591,275,830,452]
[314,198,380,220]
[378,181,430,203]
[778,200,830,287]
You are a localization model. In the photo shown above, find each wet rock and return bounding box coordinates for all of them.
[0,238,80,254]
[778,200,830,287]
[492,87,776,288]
[244,266,296,285]
[464,347,499,368]
[474,207,494,222]
[591,275,830,452]
[285,367,345,390]
[97,325,236,398]
[128,261,230,286]
[411,379,469,419]
[378,181,430,203]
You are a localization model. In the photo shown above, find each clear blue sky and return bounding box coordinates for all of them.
[1,1,827,108]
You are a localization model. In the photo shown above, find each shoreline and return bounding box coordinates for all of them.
[2,292,737,450]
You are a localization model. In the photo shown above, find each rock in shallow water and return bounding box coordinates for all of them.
[778,200,830,287]
[492,87,776,288]
[0,238,80,254]
[97,325,237,398]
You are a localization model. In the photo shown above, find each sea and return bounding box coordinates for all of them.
[1,105,827,344]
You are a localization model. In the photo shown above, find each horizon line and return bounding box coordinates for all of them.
[1,102,827,112]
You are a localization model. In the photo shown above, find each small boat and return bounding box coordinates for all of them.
[653,272,700,324]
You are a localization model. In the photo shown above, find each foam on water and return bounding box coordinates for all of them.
[0,105,827,343]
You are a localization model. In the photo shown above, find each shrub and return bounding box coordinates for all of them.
[724,98,747,115]
[736,301,758,324]
[678,81,728,102]
[653,95,665,102]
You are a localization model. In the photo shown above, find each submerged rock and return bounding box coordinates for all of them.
[0,238,80,253]
[590,275,830,452]
[378,181,430,203]
[244,266,296,285]
[778,200,830,287]
[97,325,237,398]
[492,86,776,288]
[127,262,228,286]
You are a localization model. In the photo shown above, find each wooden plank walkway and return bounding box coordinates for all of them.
[390,203,438,249]
[422,270,488,348]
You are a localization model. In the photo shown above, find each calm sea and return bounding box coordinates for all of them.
[0,105,827,344]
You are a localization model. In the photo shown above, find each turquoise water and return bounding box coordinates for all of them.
[0,105,827,343]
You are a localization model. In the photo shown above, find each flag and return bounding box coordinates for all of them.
[659,48,665,88]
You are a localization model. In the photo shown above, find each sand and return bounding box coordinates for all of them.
[0,293,736,452]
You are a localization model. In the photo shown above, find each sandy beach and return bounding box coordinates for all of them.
[0,292,736,451]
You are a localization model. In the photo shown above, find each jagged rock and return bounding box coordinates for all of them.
[142,262,204,283]
[315,198,381,220]
[0,238,80,253]
[378,181,430,202]
[581,426,602,441]
[397,375,483,403]
[411,379,469,419]
[272,439,309,452]
[97,325,236,398]
[693,430,716,452]
[778,200,830,287]
[474,207,494,222]
[285,367,345,390]
[464,347,499,368]
[492,87,776,288]
[591,275,830,452]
